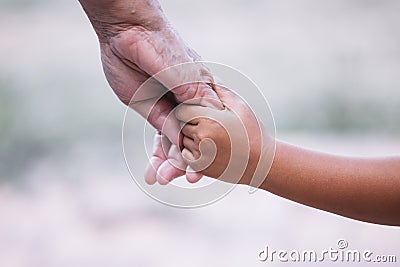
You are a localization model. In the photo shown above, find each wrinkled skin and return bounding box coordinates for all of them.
[79,0,223,184]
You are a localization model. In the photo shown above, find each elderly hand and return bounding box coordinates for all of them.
[79,0,223,184]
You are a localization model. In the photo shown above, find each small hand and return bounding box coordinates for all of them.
[176,85,274,186]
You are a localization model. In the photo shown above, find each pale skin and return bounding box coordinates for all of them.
[78,0,223,184]
[79,1,400,226]
[177,85,400,227]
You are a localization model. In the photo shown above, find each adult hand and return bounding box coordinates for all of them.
[79,0,224,184]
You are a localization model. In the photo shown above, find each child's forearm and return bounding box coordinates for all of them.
[260,141,400,226]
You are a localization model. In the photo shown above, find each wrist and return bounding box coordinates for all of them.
[259,140,287,192]
[238,132,276,188]
[79,0,168,42]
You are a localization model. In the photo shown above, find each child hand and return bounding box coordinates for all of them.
[175,85,275,186]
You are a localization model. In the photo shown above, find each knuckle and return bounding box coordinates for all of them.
[194,131,207,141]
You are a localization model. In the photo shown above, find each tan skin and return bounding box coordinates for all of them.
[177,85,400,226]
[79,1,400,226]
[175,87,271,185]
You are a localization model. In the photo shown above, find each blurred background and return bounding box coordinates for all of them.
[0,0,399,266]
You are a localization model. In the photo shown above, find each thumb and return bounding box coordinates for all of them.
[213,84,244,110]
[150,62,224,111]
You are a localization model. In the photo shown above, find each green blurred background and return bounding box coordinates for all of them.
[0,0,399,266]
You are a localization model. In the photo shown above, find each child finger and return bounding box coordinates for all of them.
[181,124,198,140]
[182,148,196,162]
[181,147,201,163]
[175,104,217,123]
[183,136,200,157]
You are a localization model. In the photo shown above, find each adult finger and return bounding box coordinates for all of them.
[144,132,170,185]
[131,91,181,147]
[212,84,247,110]
[145,133,187,185]
[186,164,203,184]
[156,144,186,185]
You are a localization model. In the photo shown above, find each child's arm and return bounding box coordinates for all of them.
[264,141,400,226]
[176,85,400,226]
